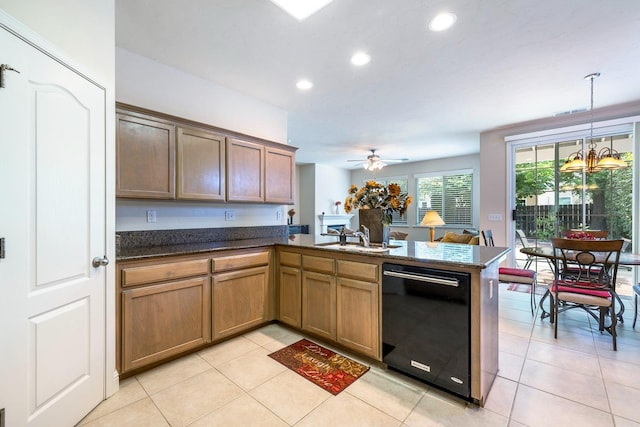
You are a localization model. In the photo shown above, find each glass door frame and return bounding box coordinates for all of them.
[506,118,639,276]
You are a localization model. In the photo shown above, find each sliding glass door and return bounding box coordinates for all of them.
[513,132,634,295]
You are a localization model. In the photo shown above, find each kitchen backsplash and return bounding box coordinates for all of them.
[117,225,288,249]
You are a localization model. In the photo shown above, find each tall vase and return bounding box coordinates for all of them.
[358,208,390,245]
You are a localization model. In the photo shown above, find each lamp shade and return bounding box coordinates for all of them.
[420,210,445,226]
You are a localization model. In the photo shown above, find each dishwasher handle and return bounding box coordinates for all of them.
[383,270,460,287]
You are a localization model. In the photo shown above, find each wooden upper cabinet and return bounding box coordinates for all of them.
[116,104,297,204]
[177,127,226,201]
[116,113,176,199]
[265,146,295,204]
[226,138,264,202]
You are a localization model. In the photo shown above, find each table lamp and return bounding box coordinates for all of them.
[420,210,445,242]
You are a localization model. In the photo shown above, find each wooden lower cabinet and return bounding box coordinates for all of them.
[278,249,381,359]
[301,270,337,341]
[117,248,273,375]
[212,265,270,340]
[121,276,211,372]
[336,278,379,358]
[278,265,302,328]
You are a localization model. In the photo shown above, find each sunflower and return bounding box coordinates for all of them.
[344,181,412,225]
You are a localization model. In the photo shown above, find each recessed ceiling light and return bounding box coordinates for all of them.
[296,79,313,90]
[270,0,334,21]
[350,52,371,66]
[428,12,457,32]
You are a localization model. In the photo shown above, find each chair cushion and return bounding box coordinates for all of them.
[499,267,536,284]
[499,267,535,278]
[550,280,611,299]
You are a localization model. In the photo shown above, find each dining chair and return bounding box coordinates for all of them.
[482,229,537,314]
[516,229,554,271]
[550,237,623,350]
[561,229,609,239]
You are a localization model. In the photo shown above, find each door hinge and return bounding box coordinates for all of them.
[0,64,21,88]
[0,237,5,259]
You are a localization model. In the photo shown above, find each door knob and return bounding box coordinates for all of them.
[92,256,109,268]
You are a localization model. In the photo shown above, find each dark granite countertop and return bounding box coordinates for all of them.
[117,232,509,269]
[116,236,291,260]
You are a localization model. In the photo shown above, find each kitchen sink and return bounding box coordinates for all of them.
[314,242,401,253]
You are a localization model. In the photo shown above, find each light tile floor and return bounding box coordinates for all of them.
[78,284,640,426]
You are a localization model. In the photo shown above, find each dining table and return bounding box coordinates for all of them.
[520,245,640,322]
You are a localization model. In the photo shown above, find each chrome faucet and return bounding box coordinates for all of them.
[354,224,370,248]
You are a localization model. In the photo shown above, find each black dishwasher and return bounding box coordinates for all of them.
[382,263,471,399]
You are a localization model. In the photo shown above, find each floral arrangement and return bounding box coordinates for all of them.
[344,181,412,225]
[565,231,596,240]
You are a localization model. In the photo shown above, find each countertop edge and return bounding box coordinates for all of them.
[117,235,510,269]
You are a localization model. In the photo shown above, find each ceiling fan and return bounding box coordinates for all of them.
[347,149,408,171]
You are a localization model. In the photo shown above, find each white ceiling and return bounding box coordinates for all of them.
[115,0,640,169]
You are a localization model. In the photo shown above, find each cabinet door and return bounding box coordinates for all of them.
[212,265,270,340]
[116,113,175,198]
[121,277,211,372]
[337,278,380,358]
[226,138,264,202]
[279,266,302,328]
[302,271,336,340]
[177,127,226,200]
[265,146,295,204]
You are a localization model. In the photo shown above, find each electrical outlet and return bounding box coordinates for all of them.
[225,211,235,221]
[276,210,282,221]
[146,210,157,223]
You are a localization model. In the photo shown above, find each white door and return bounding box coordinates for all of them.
[0,25,106,427]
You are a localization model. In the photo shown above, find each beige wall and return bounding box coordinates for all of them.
[480,100,640,253]
[349,153,481,241]
[115,48,290,231]
[0,0,114,86]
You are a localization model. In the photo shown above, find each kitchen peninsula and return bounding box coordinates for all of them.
[115,228,509,406]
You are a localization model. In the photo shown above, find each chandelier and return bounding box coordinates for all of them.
[559,73,627,174]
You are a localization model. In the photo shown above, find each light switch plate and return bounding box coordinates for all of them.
[488,213,503,221]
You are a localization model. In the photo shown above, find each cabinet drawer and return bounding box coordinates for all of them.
[302,255,335,274]
[279,251,301,268]
[121,259,209,287]
[212,250,269,272]
[337,260,379,283]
